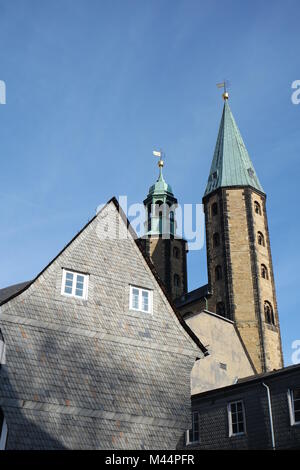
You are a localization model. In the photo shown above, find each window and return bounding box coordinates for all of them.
[0,408,7,450]
[0,330,5,370]
[228,401,246,437]
[130,286,152,313]
[170,211,175,235]
[215,265,222,281]
[147,204,152,231]
[288,389,300,426]
[216,301,226,317]
[61,269,89,300]
[186,411,200,445]
[261,264,269,280]
[173,247,180,259]
[211,202,218,216]
[254,201,262,215]
[174,274,180,287]
[247,168,255,178]
[257,231,265,246]
[264,301,275,325]
[213,232,220,247]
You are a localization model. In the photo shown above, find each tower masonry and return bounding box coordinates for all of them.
[203,95,283,373]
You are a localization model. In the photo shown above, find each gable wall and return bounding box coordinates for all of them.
[0,202,200,449]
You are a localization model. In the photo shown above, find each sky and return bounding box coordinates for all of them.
[0,0,299,365]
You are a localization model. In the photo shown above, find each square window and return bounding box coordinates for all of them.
[61,270,89,300]
[130,286,152,313]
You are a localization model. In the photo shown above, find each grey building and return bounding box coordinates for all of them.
[0,198,206,450]
[184,364,300,450]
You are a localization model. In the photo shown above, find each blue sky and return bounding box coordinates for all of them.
[0,0,299,365]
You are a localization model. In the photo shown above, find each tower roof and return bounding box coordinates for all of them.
[204,100,264,197]
[144,161,177,206]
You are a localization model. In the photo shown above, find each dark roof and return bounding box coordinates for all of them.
[192,363,300,401]
[174,284,210,309]
[0,197,208,356]
[0,281,31,303]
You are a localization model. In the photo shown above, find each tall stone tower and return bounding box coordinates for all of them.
[203,94,283,373]
[139,156,188,300]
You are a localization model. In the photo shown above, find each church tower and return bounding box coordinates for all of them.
[139,156,188,300]
[203,93,283,373]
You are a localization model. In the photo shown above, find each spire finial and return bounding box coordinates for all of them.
[153,149,165,177]
[217,80,230,100]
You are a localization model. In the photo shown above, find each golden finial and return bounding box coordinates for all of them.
[153,150,164,168]
[217,80,230,100]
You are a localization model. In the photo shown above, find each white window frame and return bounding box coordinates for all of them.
[185,411,200,445]
[228,401,246,437]
[0,417,7,450]
[129,286,153,314]
[288,389,300,426]
[61,269,89,300]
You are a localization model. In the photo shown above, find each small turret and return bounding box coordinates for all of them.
[138,152,188,300]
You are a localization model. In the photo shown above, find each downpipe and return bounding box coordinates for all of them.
[262,382,276,450]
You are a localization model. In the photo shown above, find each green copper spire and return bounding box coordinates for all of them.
[204,99,264,197]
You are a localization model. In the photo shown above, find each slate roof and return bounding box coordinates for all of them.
[174,284,210,309]
[0,281,31,304]
[204,100,264,197]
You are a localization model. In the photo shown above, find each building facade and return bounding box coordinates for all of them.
[0,198,205,449]
[184,364,300,450]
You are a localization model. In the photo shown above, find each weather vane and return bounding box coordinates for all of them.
[153,149,165,168]
[217,79,230,100]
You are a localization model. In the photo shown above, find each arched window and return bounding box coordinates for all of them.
[216,301,226,317]
[254,201,262,215]
[173,246,180,259]
[174,274,180,287]
[215,265,222,281]
[264,301,275,325]
[0,408,8,450]
[261,264,269,280]
[258,232,265,246]
[211,202,218,216]
[213,232,220,247]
